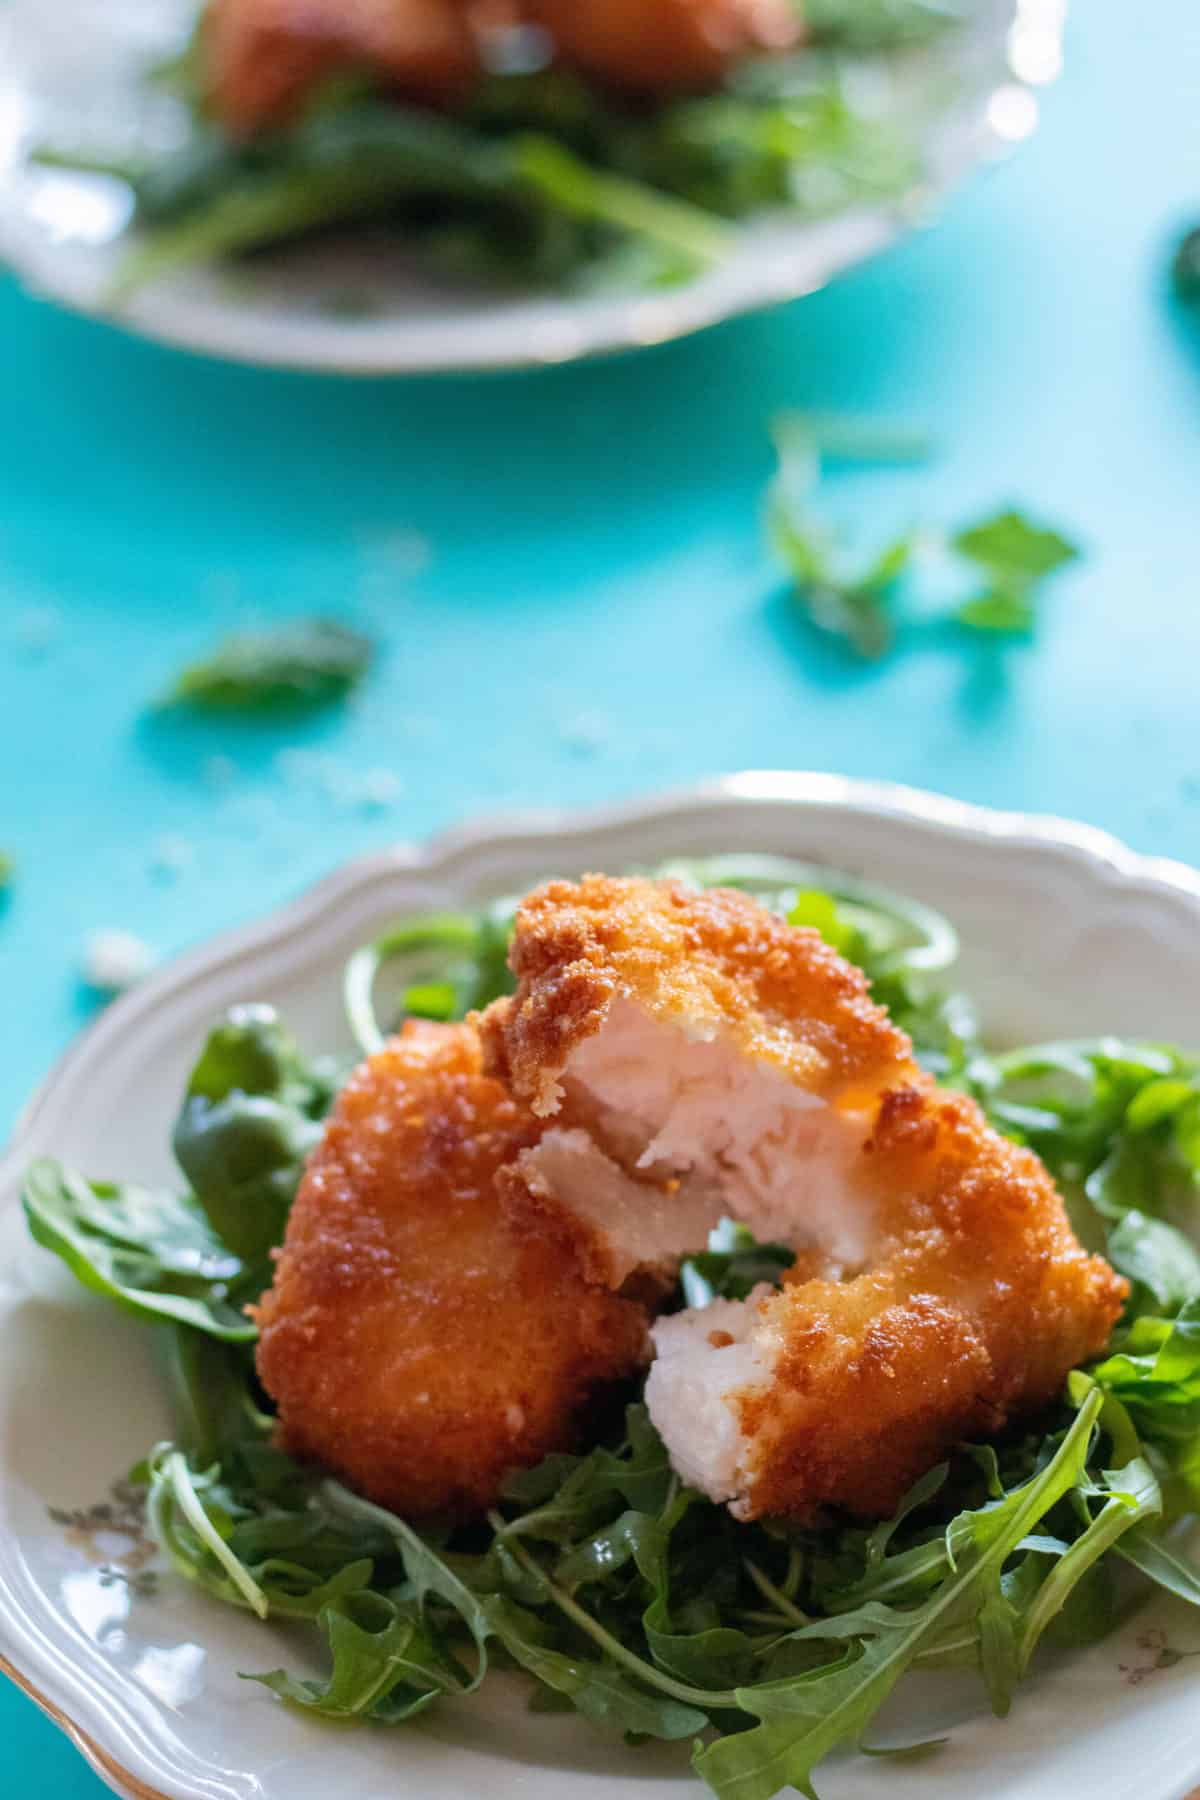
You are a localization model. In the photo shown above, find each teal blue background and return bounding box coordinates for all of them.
[1,0,1198,1787]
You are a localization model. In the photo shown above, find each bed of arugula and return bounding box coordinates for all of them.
[37,0,964,299]
[21,857,1200,1799]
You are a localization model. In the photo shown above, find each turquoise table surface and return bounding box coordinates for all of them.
[1,0,1197,1788]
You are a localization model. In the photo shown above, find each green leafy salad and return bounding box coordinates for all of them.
[22,856,1200,1799]
[40,0,970,298]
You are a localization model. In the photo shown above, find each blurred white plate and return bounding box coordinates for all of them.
[0,1,1058,372]
[2,772,1200,1800]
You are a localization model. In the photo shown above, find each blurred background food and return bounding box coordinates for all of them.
[2,0,1032,363]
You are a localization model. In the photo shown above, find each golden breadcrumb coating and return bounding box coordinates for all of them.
[253,1020,647,1519]
[203,0,479,133]
[723,1085,1128,1519]
[201,0,799,132]
[477,873,915,1117]
[481,874,1127,1521]
[530,0,801,91]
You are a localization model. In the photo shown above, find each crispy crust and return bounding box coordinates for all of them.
[203,0,479,133]
[201,0,799,133]
[476,874,915,1117]
[731,1084,1128,1519]
[481,874,1125,1522]
[254,1020,648,1519]
[529,0,801,92]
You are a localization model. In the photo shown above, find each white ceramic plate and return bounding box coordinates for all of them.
[4,772,1200,1800]
[0,1,1057,372]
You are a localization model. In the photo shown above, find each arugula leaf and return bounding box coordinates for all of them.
[512,134,731,275]
[1172,225,1200,307]
[955,588,1036,634]
[163,1325,268,1464]
[1106,1211,1200,1314]
[952,510,1080,635]
[22,1158,255,1342]
[343,911,515,1056]
[497,1406,675,1541]
[786,888,867,959]
[143,1441,399,1617]
[976,1585,1022,1715]
[165,619,373,711]
[323,1480,496,1681]
[486,1594,709,1739]
[981,1039,1200,1300]
[300,1482,704,1739]
[0,851,13,891]
[952,511,1080,583]
[766,412,917,659]
[147,1446,270,1617]
[771,501,910,658]
[1116,1526,1200,1604]
[555,1506,669,1590]
[681,1219,793,1307]
[250,1594,455,1720]
[693,1392,1101,1800]
[1014,1451,1161,1676]
[1091,1302,1200,1510]
[184,1004,322,1103]
[173,1005,336,1261]
[766,419,1080,655]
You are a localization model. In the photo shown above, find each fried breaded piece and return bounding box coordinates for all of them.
[477,875,915,1289]
[203,0,480,133]
[201,0,800,134]
[480,874,911,1114]
[531,0,801,92]
[650,1085,1126,1519]
[480,875,1127,1520]
[253,1019,647,1519]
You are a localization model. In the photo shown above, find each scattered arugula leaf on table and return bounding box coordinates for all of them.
[767,413,915,657]
[953,509,1080,633]
[0,851,13,890]
[164,618,373,711]
[767,414,1081,657]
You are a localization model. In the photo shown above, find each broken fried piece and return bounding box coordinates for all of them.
[477,873,914,1292]
[202,0,480,133]
[479,875,1127,1520]
[530,0,801,93]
